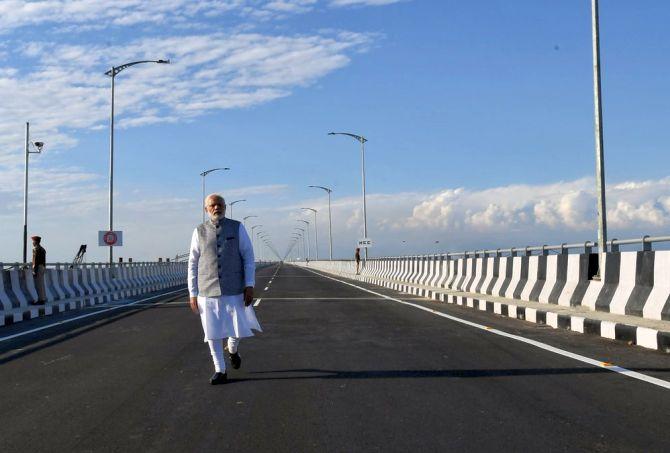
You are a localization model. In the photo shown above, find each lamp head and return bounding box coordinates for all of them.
[33,141,44,152]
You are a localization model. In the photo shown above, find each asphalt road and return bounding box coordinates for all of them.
[1,263,669,452]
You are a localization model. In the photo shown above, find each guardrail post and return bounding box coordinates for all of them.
[642,235,652,252]
[610,238,619,253]
[560,243,568,254]
[541,245,548,256]
[495,248,501,258]
[511,248,518,257]
[584,242,593,255]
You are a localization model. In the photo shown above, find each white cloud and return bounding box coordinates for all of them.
[0,30,375,165]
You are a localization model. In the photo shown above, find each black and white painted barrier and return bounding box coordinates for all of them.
[295,250,670,352]
[0,262,187,326]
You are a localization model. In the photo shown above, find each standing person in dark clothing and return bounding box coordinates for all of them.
[31,235,47,304]
[355,247,361,275]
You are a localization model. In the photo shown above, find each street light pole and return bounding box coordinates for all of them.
[302,207,318,260]
[199,167,230,223]
[251,225,262,260]
[591,0,608,276]
[22,122,44,263]
[106,59,170,266]
[309,185,333,260]
[243,215,257,230]
[297,220,310,261]
[228,199,246,220]
[328,132,368,260]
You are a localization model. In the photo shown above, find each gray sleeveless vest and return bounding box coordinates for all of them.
[196,217,245,297]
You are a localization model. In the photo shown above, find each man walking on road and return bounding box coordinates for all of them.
[355,247,361,275]
[188,194,262,385]
[31,235,47,304]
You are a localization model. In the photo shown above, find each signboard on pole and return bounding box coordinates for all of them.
[357,238,372,248]
[98,230,123,247]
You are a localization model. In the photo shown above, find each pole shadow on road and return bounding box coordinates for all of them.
[221,367,670,382]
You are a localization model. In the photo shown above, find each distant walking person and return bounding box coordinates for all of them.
[31,236,47,304]
[188,194,262,385]
[355,247,361,275]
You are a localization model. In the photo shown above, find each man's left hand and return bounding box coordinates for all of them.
[244,287,254,306]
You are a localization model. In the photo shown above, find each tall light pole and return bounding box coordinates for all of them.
[591,0,608,276]
[297,220,311,260]
[243,215,257,230]
[251,225,262,259]
[228,199,246,220]
[200,167,230,223]
[301,207,318,260]
[329,132,368,260]
[294,228,306,260]
[309,185,333,260]
[22,122,44,263]
[106,59,170,266]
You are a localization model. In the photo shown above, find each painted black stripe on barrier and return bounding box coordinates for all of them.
[485,258,499,295]
[661,296,670,322]
[485,301,494,313]
[500,304,508,317]
[595,253,621,313]
[583,318,601,335]
[18,271,33,303]
[536,311,547,325]
[548,254,569,304]
[474,258,488,293]
[512,256,529,299]
[455,259,468,291]
[557,314,571,329]
[497,258,514,296]
[46,270,60,301]
[516,307,526,320]
[570,254,597,306]
[614,324,636,344]
[464,259,478,292]
[529,255,547,302]
[66,271,82,298]
[2,270,20,308]
[58,269,74,299]
[658,332,670,352]
[624,251,654,318]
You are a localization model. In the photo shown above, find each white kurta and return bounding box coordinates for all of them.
[188,222,262,342]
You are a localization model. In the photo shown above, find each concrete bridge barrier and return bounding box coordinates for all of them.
[295,247,670,352]
[0,262,188,326]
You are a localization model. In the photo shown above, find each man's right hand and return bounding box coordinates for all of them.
[189,297,199,315]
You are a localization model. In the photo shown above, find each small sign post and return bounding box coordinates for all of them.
[357,238,372,248]
[99,230,123,247]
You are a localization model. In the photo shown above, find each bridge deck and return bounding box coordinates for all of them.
[1,264,669,452]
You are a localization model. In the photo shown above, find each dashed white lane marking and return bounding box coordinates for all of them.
[264,287,269,291]
[302,268,670,391]
[254,298,262,307]
[0,288,186,343]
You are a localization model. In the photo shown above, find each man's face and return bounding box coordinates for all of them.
[205,196,226,220]
[32,239,39,247]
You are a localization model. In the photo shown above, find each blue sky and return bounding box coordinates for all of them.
[1,0,669,262]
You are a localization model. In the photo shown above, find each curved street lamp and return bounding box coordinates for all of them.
[328,132,368,261]
[22,123,45,262]
[243,215,258,230]
[106,59,170,265]
[301,207,318,260]
[297,220,311,261]
[309,185,333,260]
[228,199,246,220]
[199,167,230,222]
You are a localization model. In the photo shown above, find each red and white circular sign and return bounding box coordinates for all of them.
[103,231,118,246]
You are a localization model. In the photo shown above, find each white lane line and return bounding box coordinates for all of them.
[303,268,670,391]
[0,288,186,343]
[254,298,262,307]
[264,286,269,291]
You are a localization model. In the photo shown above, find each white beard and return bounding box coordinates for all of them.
[209,212,223,223]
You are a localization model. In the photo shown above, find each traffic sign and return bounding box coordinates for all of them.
[98,230,123,247]
[358,238,372,248]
